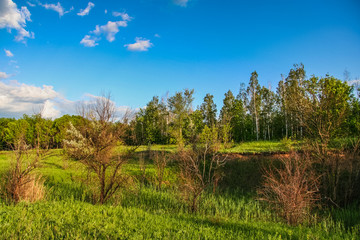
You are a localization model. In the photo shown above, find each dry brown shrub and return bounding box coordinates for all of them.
[153,151,171,191]
[1,134,46,204]
[1,155,45,203]
[258,152,320,225]
[177,146,227,213]
[16,175,45,202]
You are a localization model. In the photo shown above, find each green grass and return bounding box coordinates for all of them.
[222,141,290,154]
[117,141,292,155]
[0,143,359,239]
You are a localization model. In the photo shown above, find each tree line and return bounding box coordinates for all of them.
[132,64,360,146]
[0,64,359,150]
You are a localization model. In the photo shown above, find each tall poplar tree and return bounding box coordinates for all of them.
[247,71,261,140]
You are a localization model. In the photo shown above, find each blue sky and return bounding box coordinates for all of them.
[1,0,360,118]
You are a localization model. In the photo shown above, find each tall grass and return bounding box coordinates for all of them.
[0,146,359,239]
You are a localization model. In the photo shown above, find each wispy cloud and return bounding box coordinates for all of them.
[173,0,190,7]
[0,71,10,79]
[0,0,34,42]
[27,1,35,7]
[4,49,14,57]
[77,2,94,16]
[125,37,153,52]
[112,11,132,21]
[39,1,73,17]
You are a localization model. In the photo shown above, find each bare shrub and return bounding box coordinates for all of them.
[153,151,171,191]
[177,145,227,213]
[258,152,319,225]
[64,93,135,204]
[1,127,44,204]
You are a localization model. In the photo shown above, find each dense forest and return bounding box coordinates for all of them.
[1,64,359,150]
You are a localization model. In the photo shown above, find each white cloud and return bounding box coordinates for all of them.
[82,20,129,46]
[77,2,94,16]
[154,33,160,38]
[80,35,98,47]
[81,11,132,47]
[40,2,73,17]
[0,79,134,119]
[173,0,190,7]
[41,99,61,119]
[4,49,14,57]
[125,37,153,52]
[104,9,107,14]
[27,1,35,7]
[93,20,128,42]
[0,71,10,79]
[0,80,61,118]
[347,79,360,86]
[112,11,132,21]
[0,0,34,42]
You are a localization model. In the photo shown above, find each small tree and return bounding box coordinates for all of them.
[64,93,132,204]
[178,127,227,212]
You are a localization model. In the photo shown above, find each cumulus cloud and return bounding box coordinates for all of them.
[125,37,153,52]
[80,35,98,47]
[112,11,132,21]
[39,1,73,17]
[41,100,61,118]
[4,49,14,57]
[81,16,131,47]
[93,20,128,42]
[0,0,34,42]
[0,71,10,79]
[0,80,61,118]
[0,79,134,119]
[77,2,94,16]
[173,0,190,7]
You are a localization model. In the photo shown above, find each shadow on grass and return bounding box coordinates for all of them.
[174,214,292,239]
[44,176,93,203]
[331,203,360,230]
[120,186,185,213]
[220,157,265,193]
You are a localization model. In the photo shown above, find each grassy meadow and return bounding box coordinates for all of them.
[0,142,359,239]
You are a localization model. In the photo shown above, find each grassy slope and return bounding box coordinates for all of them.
[0,142,359,239]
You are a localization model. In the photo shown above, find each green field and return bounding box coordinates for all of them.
[0,142,359,239]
